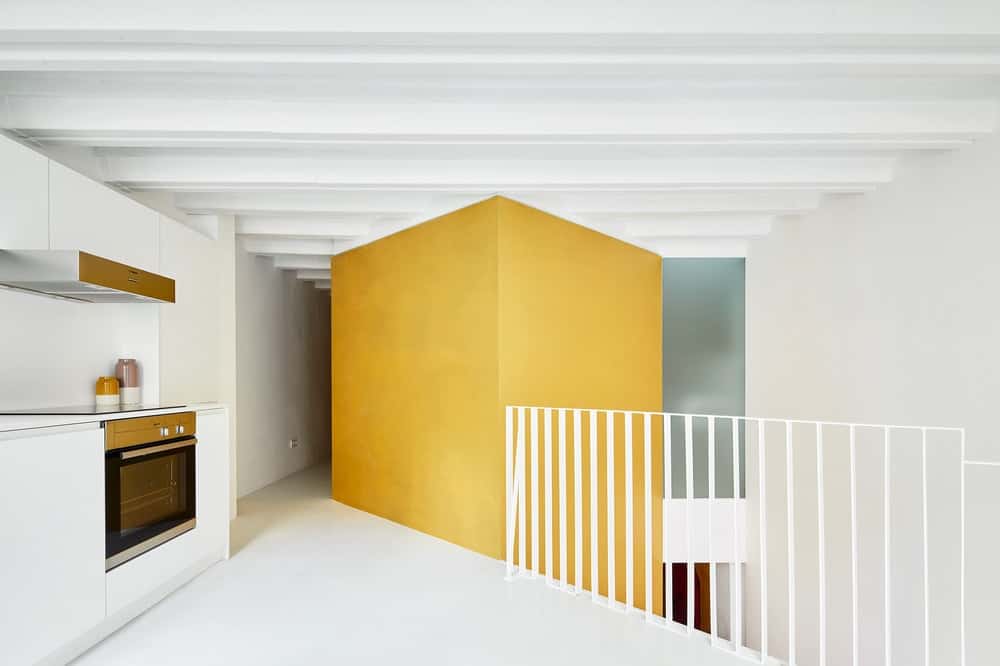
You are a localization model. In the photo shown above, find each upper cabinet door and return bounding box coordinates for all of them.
[0,135,49,249]
[49,161,160,272]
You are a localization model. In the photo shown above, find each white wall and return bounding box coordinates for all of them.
[235,249,330,498]
[0,291,160,408]
[158,215,237,408]
[745,134,1000,665]
[157,214,239,517]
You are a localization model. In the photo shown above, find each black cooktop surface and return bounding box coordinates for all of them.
[0,404,184,416]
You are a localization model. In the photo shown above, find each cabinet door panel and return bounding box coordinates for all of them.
[0,135,48,249]
[49,162,159,272]
[196,409,230,559]
[0,426,106,665]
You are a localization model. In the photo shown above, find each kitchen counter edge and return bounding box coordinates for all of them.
[0,403,227,434]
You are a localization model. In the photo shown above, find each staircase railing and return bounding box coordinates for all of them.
[504,405,969,666]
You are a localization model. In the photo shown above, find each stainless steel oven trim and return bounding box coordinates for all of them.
[105,518,196,571]
[119,436,196,459]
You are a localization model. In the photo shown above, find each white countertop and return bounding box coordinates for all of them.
[0,403,226,434]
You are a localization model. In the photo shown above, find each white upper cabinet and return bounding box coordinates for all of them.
[0,134,49,249]
[49,161,160,272]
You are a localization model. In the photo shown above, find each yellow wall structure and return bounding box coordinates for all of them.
[496,197,663,615]
[331,199,502,556]
[332,196,661,612]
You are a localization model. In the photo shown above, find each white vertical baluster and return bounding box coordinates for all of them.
[590,410,598,603]
[960,428,966,666]
[731,417,742,652]
[574,409,583,594]
[758,419,768,662]
[518,407,526,573]
[625,412,634,611]
[644,412,653,621]
[664,415,673,623]
[544,408,553,583]
[817,423,826,666]
[709,417,717,641]
[921,428,929,666]
[531,408,539,577]
[786,421,796,666]
[505,406,513,578]
[884,427,891,666]
[850,425,859,666]
[607,411,616,609]
[559,409,568,589]
[685,414,694,633]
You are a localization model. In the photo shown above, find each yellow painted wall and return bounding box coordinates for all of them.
[496,197,663,614]
[332,196,661,613]
[331,199,502,556]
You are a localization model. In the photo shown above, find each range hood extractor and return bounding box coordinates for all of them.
[0,250,175,303]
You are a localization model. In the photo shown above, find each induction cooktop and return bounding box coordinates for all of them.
[0,404,184,416]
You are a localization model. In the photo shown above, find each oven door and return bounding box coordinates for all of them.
[105,437,196,570]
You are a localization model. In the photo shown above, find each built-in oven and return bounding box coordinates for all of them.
[104,412,197,571]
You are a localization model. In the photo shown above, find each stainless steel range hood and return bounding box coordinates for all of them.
[0,250,175,303]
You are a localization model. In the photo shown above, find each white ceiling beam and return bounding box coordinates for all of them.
[625,214,774,238]
[296,269,331,281]
[5,97,994,138]
[5,5,1000,34]
[656,238,751,258]
[272,255,331,270]
[175,190,476,214]
[100,155,896,189]
[241,237,339,255]
[4,71,998,106]
[5,31,1000,73]
[173,189,823,216]
[17,129,976,152]
[312,281,331,291]
[236,216,371,238]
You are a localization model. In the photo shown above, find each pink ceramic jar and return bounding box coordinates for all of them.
[115,358,141,405]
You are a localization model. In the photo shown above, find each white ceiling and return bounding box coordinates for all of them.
[3,4,1000,288]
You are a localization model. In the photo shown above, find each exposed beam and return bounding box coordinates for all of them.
[241,237,339,255]
[656,238,750,258]
[5,31,1000,75]
[296,269,331,281]
[174,189,824,216]
[236,215,372,238]
[6,97,994,138]
[272,255,332,270]
[4,70,1000,104]
[175,190,472,214]
[625,214,774,238]
[99,155,897,189]
[13,130,978,152]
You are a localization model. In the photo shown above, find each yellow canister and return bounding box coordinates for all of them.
[95,376,120,408]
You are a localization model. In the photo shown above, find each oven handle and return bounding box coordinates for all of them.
[119,436,197,459]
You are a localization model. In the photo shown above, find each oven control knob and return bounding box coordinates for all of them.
[160,427,169,437]
[176,425,184,435]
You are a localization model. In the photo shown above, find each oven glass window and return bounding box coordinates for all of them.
[106,442,195,568]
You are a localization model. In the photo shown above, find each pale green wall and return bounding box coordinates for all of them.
[663,258,745,498]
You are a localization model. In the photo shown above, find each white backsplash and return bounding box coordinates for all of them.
[0,287,160,409]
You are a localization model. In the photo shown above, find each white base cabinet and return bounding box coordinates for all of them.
[0,424,106,666]
[0,406,230,666]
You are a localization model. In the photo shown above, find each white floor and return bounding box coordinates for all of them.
[74,465,739,666]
